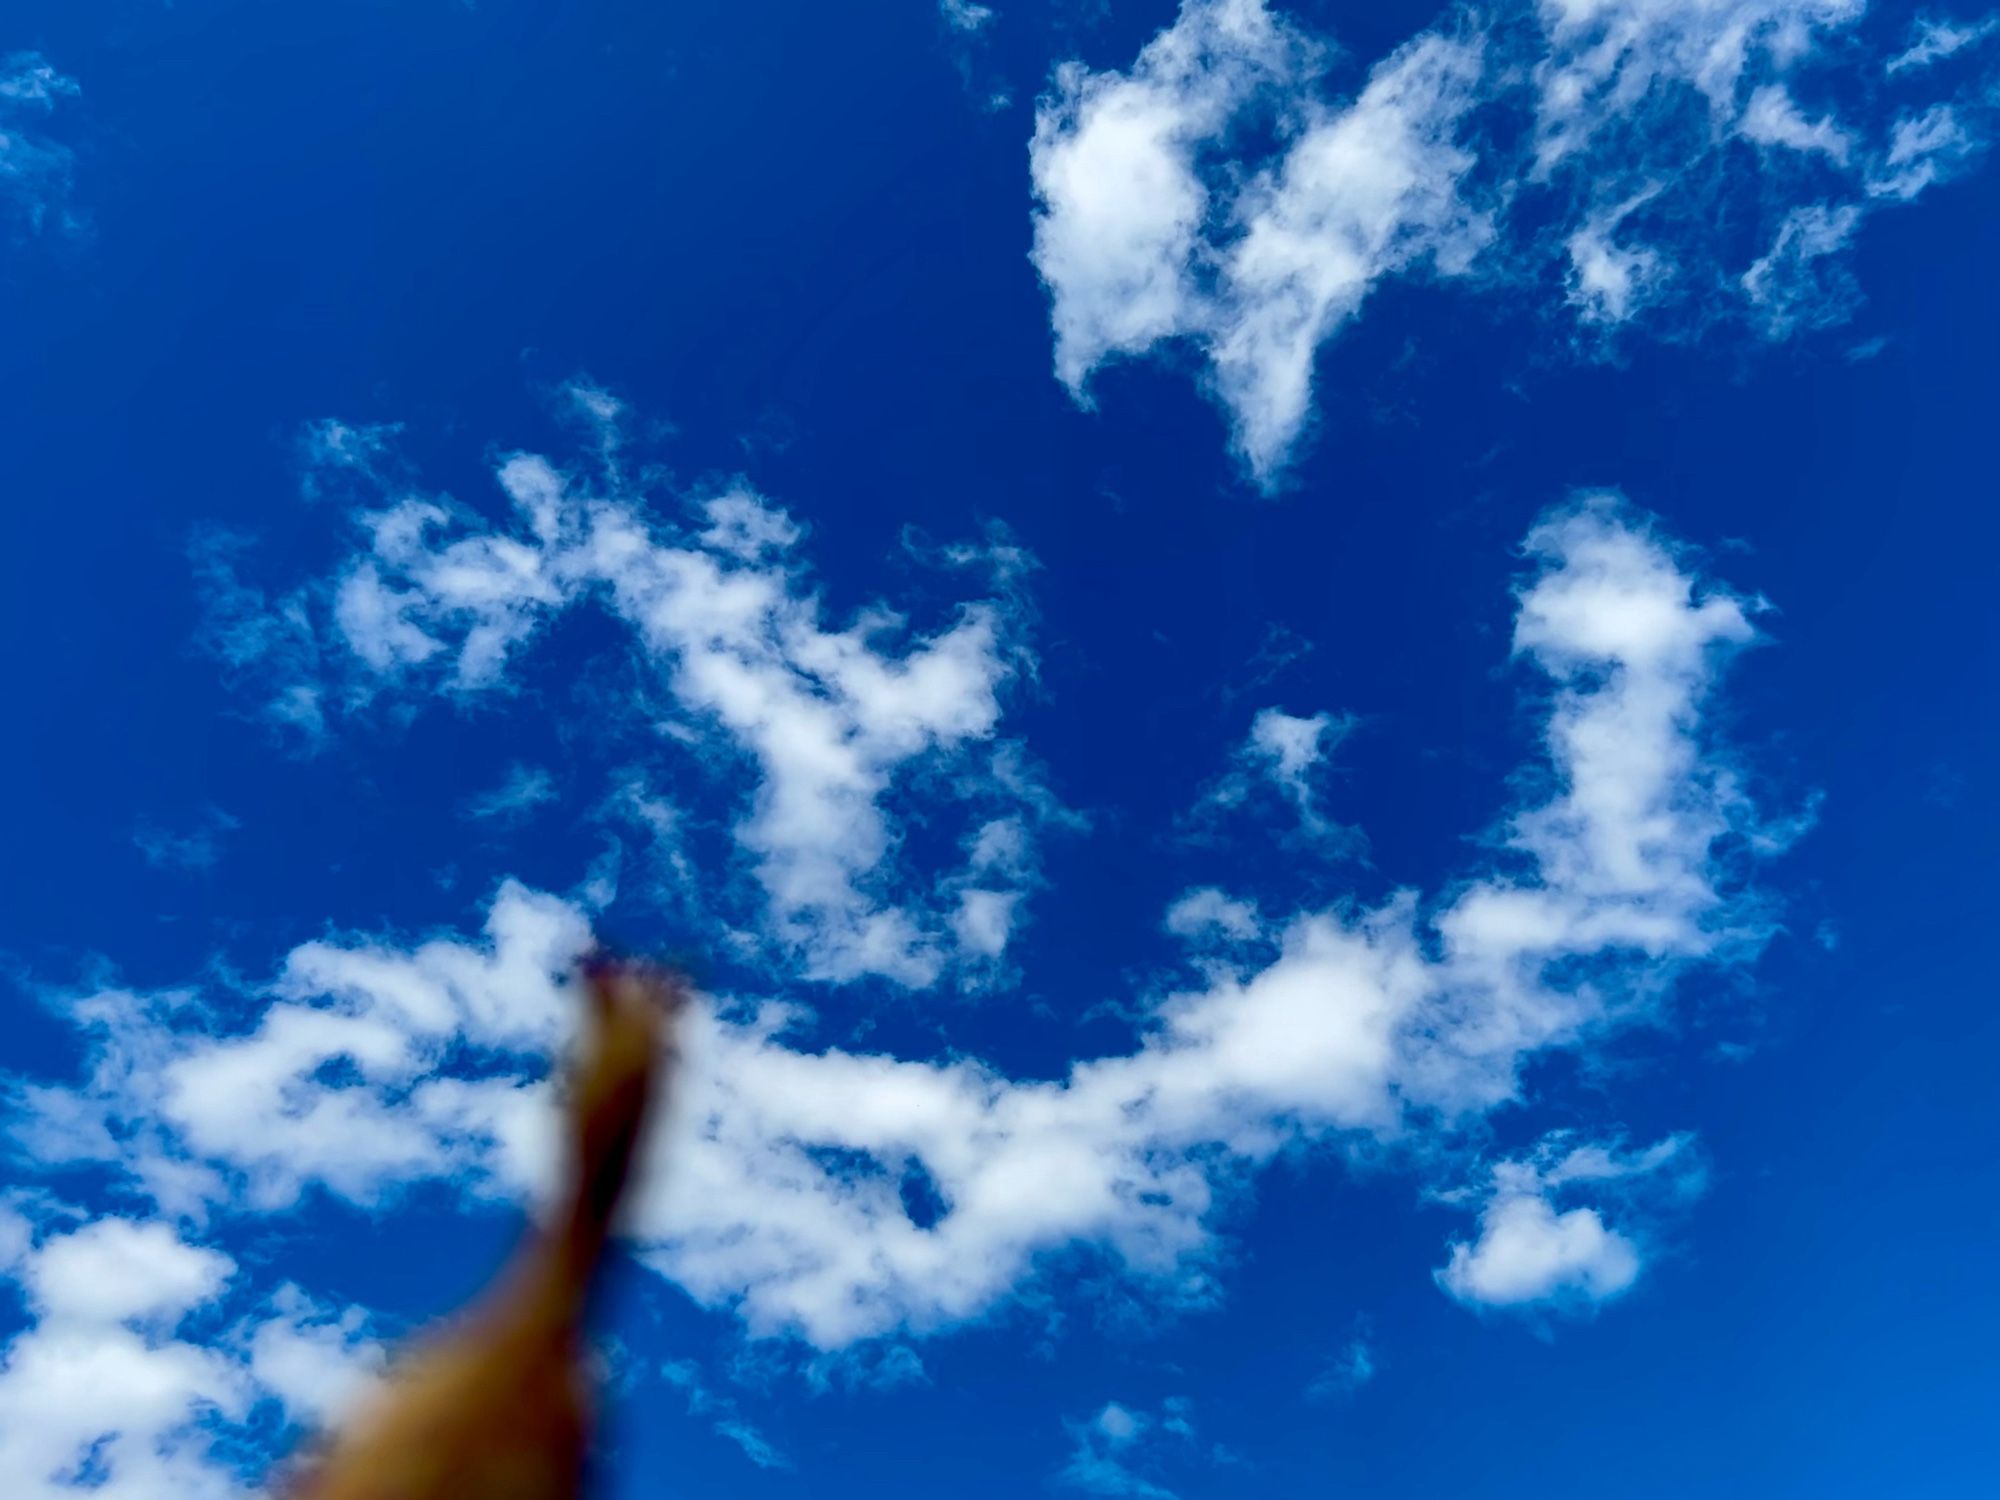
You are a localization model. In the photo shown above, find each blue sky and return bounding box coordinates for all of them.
[1,0,1997,1495]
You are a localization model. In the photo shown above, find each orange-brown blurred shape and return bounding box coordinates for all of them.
[277,955,685,1500]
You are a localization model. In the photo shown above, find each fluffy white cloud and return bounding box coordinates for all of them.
[1209,32,1489,477]
[1440,1191,1641,1307]
[12,881,585,1216]
[1030,4,1487,479]
[1163,887,1262,944]
[1032,0,1998,477]
[1438,1134,1699,1310]
[0,1207,381,1500]
[21,498,1796,1352]
[200,406,1059,989]
[1029,0,1308,394]
[23,1217,234,1327]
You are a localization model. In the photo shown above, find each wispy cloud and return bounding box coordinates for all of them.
[133,807,240,874]
[1886,12,2000,75]
[461,764,557,825]
[1186,706,1364,855]
[1058,1399,1196,1499]
[1306,1336,1376,1400]
[0,53,81,237]
[658,1359,790,1470]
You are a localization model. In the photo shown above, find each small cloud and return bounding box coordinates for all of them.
[1868,104,1985,202]
[0,52,82,236]
[1741,204,1863,339]
[1437,1135,1701,1317]
[296,419,406,504]
[1163,886,1263,945]
[461,764,557,825]
[937,0,1008,112]
[1222,622,1316,704]
[1058,1399,1194,1498]
[1739,84,1852,163]
[1923,763,1965,807]
[1186,707,1365,856]
[659,1359,790,1471]
[133,808,240,874]
[1886,13,2000,75]
[1306,1337,1376,1400]
[939,0,995,34]
[805,1340,930,1393]
[188,527,329,747]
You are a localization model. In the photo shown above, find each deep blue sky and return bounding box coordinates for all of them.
[1,1,1996,1496]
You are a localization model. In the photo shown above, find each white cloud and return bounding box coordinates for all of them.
[1030,5,1487,480]
[1245,707,1343,802]
[1029,0,1310,396]
[1163,887,1263,945]
[1439,1189,1641,1307]
[0,53,80,235]
[1031,0,1996,470]
[1529,0,1865,171]
[1564,194,1669,324]
[938,0,995,36]
[1529,0,1987,335]
[1868,103,1985,199]
[1886,12,2000,74]
[191,529,329,744]
[294,419,406,505]
[23,1217,234,1327]
[1437,1134,1698,1311]
[11,881,586,1217]
[1209,32,1490,478]
[26,498,1796,1352]
[201,419,1057,988]
[462,763,558,824]
[0,1207,380,1500]
[1740,202,1862,336]
[1306,1337,1376,1399]
[239,1286,385,1429]
[1057,1399,1194,1498]
[1191,705,1362,852]
[1738,83,1852,161]
[658,1359,790,1470]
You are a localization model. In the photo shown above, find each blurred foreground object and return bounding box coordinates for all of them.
[281,955,684,1500]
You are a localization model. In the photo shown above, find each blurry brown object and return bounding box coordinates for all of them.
[280,955,684,1500]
